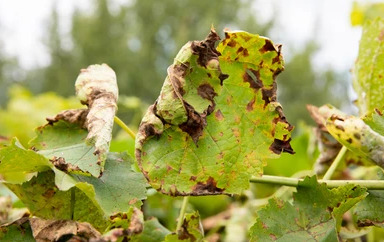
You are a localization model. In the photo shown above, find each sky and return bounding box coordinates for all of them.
[0,0,375,72]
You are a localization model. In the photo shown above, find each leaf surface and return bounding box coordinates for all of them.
[136,30,293,195]
[249,176,367,241]
[353,190,384,228]
[353,18,384,114]
[164,211,204,242]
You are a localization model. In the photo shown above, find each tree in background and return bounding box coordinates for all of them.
[277,42,349,125]
[34,0,272,103]
[5,0,349,126]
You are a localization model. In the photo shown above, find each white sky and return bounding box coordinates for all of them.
[0,0,377,72]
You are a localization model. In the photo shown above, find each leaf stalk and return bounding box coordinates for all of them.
[250,175,384,190]
[114,116,136,139]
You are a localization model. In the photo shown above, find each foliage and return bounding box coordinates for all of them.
[136,30,293,195]
[2,14,384,241]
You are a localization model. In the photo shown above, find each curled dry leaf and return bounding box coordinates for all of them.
[43,64,118,175]
[75,64,119,167]
[136,29,293,195]
[29,218,101,242]
[307,104,373,173]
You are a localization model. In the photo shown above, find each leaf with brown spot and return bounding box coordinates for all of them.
[249,176,366,241]
[164,211,204,242]
[136,29,293,195]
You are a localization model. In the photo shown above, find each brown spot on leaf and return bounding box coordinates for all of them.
[179,103,207,145]
[215,109,224,121]
[190,176,197,181]
[243,69,263,90]
[227,39,237,47]
[191,30,221,67]
[197,83,217,114]
[246,98,256,112]
[375,108,383,116]
[347,138,353,144]
[354,133,361,140]
[192,177,224,194]
[219,73,229,85]
[50,157,81,173]
[262,88,275,106]
[259,40,276,53]
[336,125,345,132]
[236,47,244,54]
[269,138,295,155]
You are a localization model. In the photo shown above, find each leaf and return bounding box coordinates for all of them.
[29,119,101,177]
[72,152,147,215]
[5,171,109,231]
[131,218,171,242]
[136,29,293,195]
[249,176,367,241]
[29,217,101,242]
[0,218,34,242]
[75,64,119,169]
[353,18,384,114]
[0,196,29,226]
[353,190,384,228]
[164,211,204,242]
[101,207,144,242]
[0,138,52,184]
[3,152,147,230]
[325,109,384,169]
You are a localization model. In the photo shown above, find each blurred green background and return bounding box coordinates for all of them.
[0,0,353,130]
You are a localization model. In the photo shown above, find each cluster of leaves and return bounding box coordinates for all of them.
[1,17,384,242]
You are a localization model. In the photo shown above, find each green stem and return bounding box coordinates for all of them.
[114,116,136,139]
[176,197,189,232]
[323,146,348,180]
[70,188,75,220]
[250,175,384,190]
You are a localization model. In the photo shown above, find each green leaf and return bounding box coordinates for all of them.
[29,120,100,177]
[5,171,108,231]
[249,176,367,241]
[353,18,384,114]
[164,211,204,242]
[131,218,171,242]
[136,29,293,195]
[0,218,34,242]
[0,138,52,184]
[73,152,147,215]
[353,190,384,228]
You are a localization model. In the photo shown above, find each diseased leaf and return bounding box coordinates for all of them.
[165,211,204,242]
[307,105,373,173]
[29,217,101,242]
[0,218,34,242]
[101,207,144,242]
[5,171,108,231]
[249,176,367,241]
[29,119,100,177]
[3,152,146,230]
[136,29,293,195]
[353,18,384,114]
[131,218,171,242]
[325,109,384,169]
[353,190,384,228]
[75,64,119,169]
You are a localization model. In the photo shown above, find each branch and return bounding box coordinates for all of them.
[250,175,384,190]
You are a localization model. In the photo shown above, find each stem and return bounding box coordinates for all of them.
[323,146,348,180]
[70,188,75,220]
[176,197,189,231]
[250,175,384,190]
[114,116,136,139]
